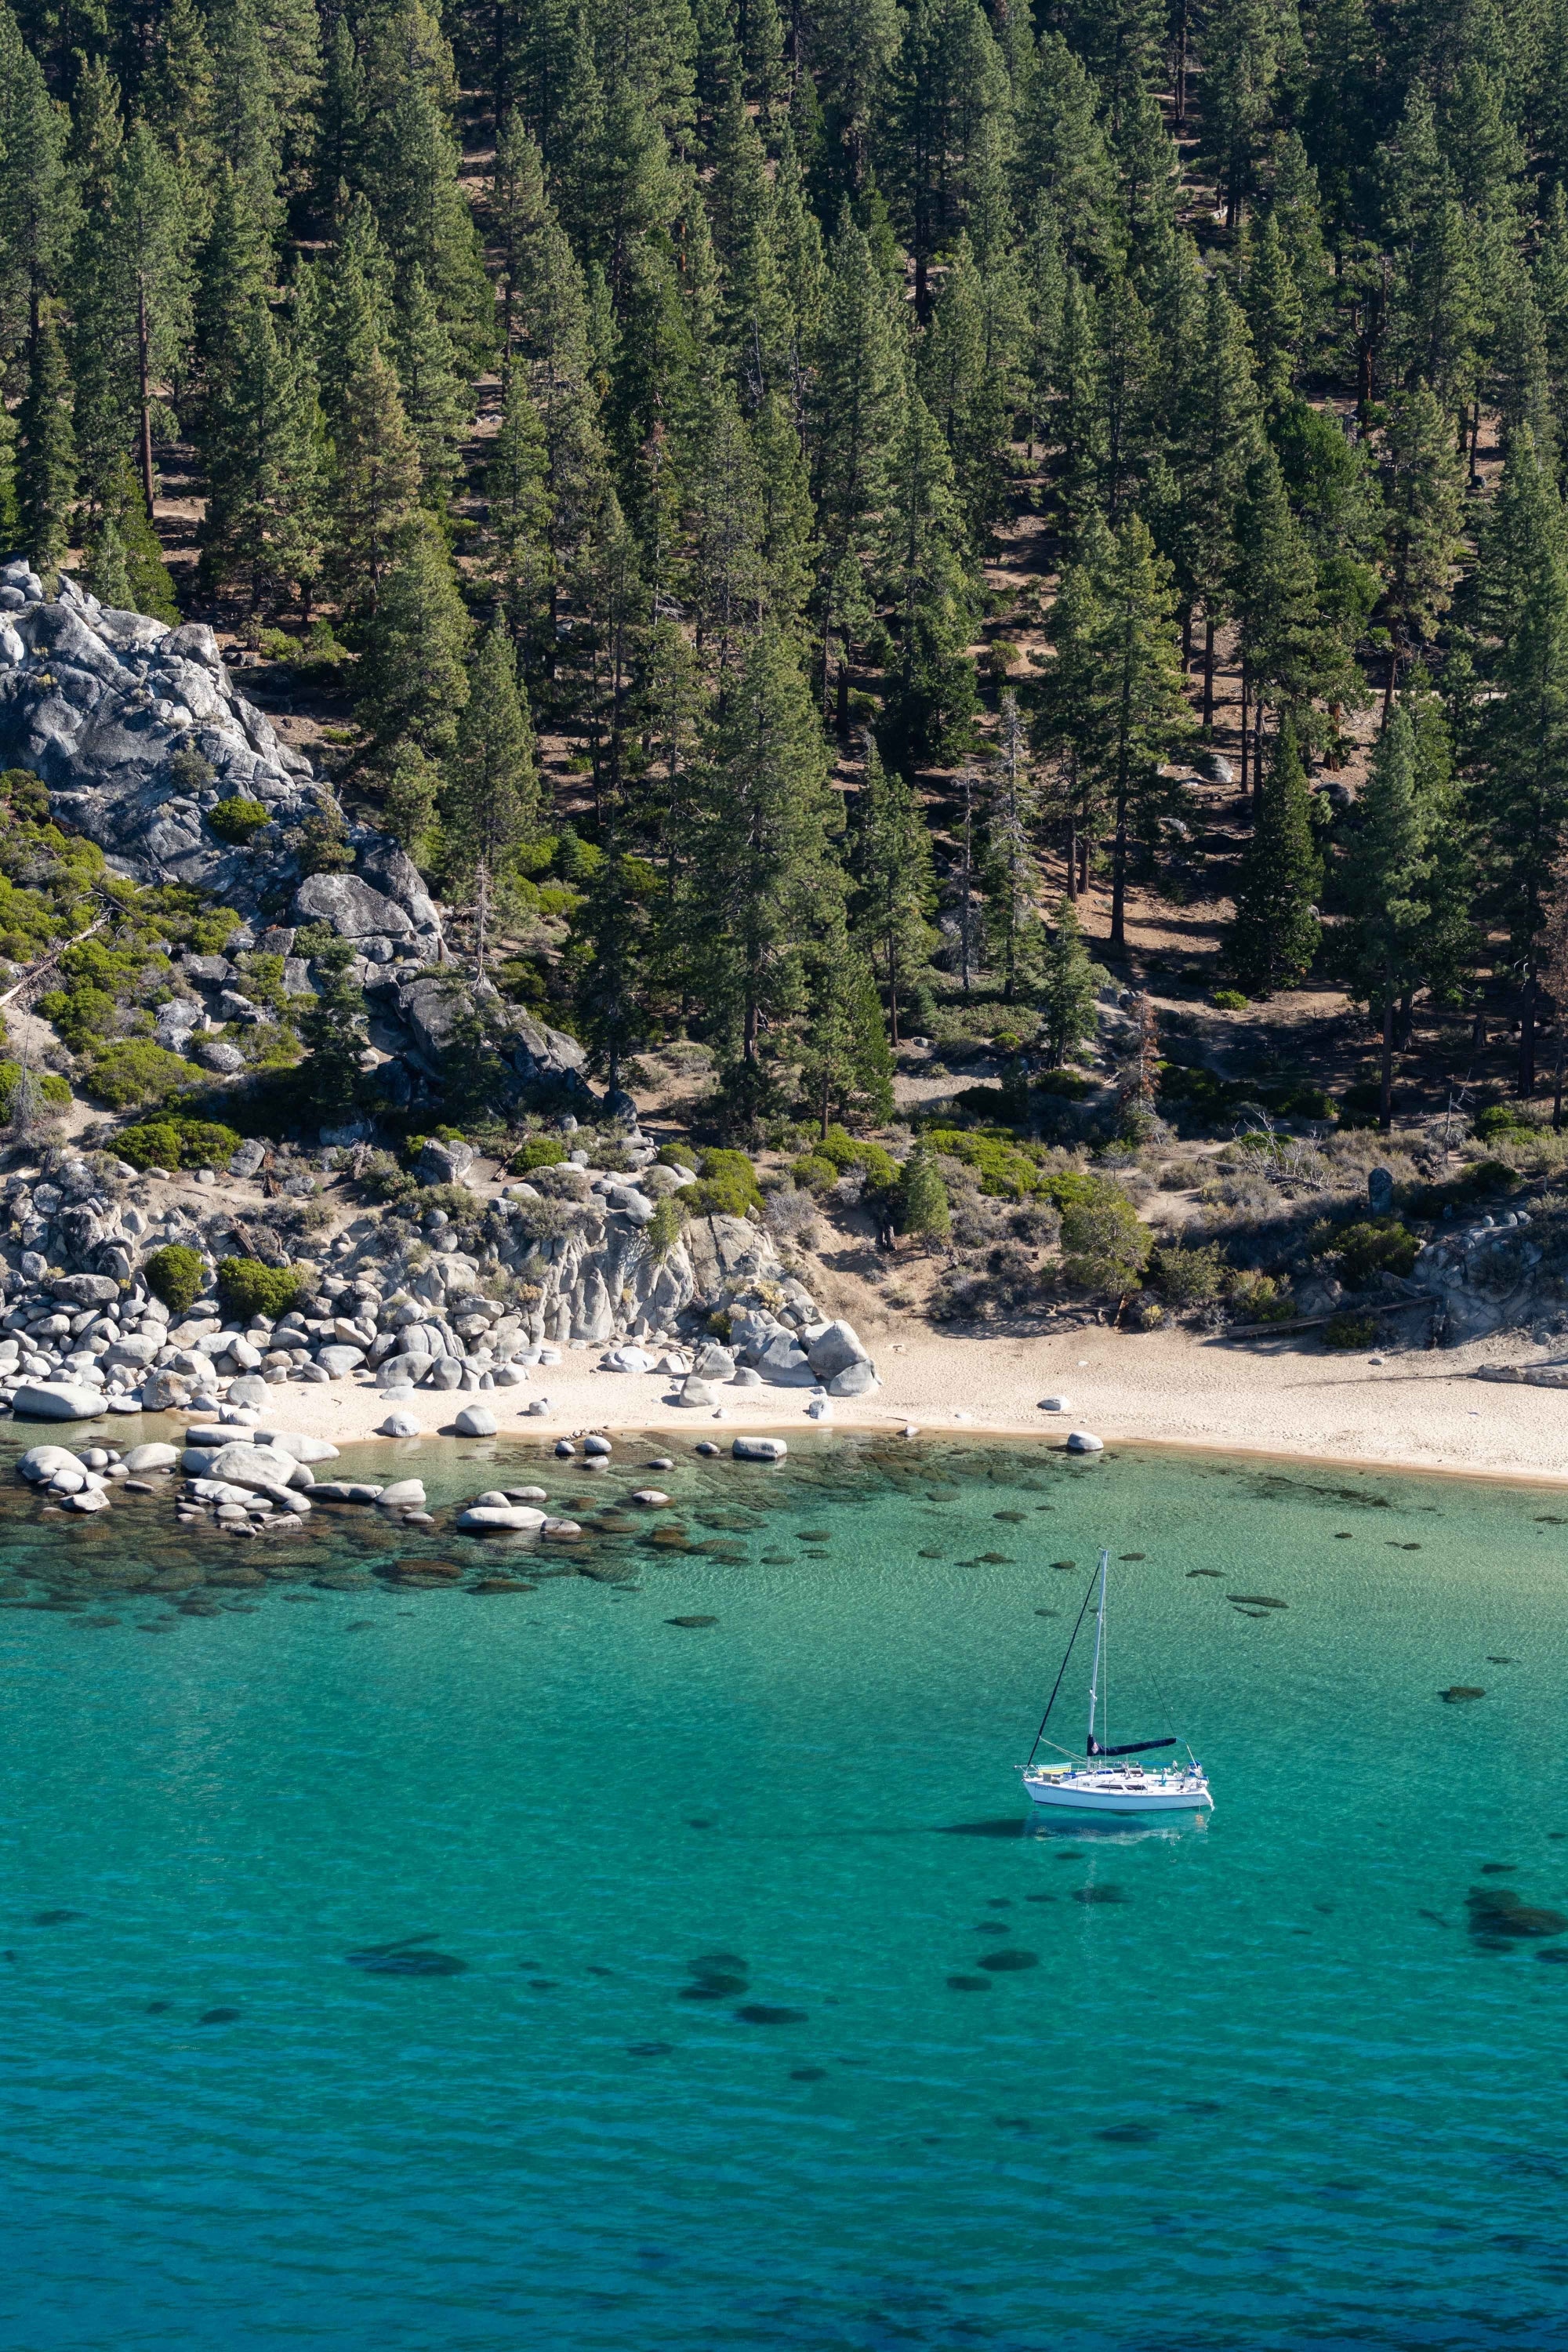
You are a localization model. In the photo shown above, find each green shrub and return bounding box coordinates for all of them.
[1058,1185,1152,1301]
[924,1126,1047,1201]
[216,1255,302,1319]
[791,1152,838,1191]
[513,1134,568,1172]
[118,1116,241,1171]
[645,1194,686,1260]
[143,1243,205,1314]
[898,1142,951,1243]
[686,1147,764,1217]
[656,1139,699,1171]
[1334,1218,1420,1288]
[1151,1241,1228,1304]
[814,1125,900,1189]
[1211,988,1250,1011]
[1324,1311,1377,1349]
[206,797,272,845]
[0,1061,71,1119]
[82,1040,200,1110]
[1473,1102,1532,1141]
[1034,1069,1093,1099]
[1228,1271,1295,1320]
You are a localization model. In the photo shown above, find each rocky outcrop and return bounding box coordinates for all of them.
[0,563,453,990]
[0,564,324,893]
[1407,1212,1547,1345]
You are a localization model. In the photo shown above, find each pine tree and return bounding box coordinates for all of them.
[1381,383,1466,709]
[983,691,1043,1000]
[798,931,895,1132]
[325,331,422,615]
[1086,514,1192,950]
[1052,269,1103,532]
[355,514,473,763]
[485,367,553,672]
[809,210,905,565]
[82,456,180,618]
[1039,512,1113,898]
[1039,895,1098,1065]
[16,307,76,575]
[74,117,193,517]
[851,735,937,1043]
[1241,212,1303,419]
[192,166,270,427]
[1226,719,1322,996]
[1012,31,1117,274]
[445,619,539,976]
[1340,706,1429,1127]
[1200,0,1298,229]
[1404,670,1475,1015]
[682,619,840,1131]
[1232,434,1359,798]
[296,939,370,1118]
[1169,270,1260,730]
[208,0,282,229]
[0,24,75,374]
[143,0,216,168]
[1475,430,1568,1096]
[393,263,470,507]
[314,13,366,209]
[876,383,979,768]
[898,1135,951,1247]
[198,295,323,615]
[920,234,1022,543]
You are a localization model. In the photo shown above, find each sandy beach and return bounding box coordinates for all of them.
[129,1321,1567,1487]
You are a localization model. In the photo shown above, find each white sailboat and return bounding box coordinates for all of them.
[1020,1548,1213,1816]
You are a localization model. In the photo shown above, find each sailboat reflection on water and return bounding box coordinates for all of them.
[1020,1548,1214,1817]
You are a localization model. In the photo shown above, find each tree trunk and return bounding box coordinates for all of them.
[474,858,490,982]
[1065,815,1078,901]
[887,931,901,1047]
[1379,994,1394,1132]
[1519,979,1537,1098]
[835,657,849,734]
[1398,988,1414,1050]
[1239,665,1250,806]
[1555,1040,1565,1130]
[1202,615,1216,734]
[960,775,973,993]
[1110,788,1128,951]
[137,282,155,514]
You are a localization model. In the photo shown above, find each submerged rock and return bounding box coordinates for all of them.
[977,1948,1040,1971]
[733,2003,807,2024]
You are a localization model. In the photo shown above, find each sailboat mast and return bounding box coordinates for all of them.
[1086,1548,1109,1753]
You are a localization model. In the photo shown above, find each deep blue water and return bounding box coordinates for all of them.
[5,1429,1568,2351]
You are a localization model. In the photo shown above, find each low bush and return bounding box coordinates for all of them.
[206,797,271,845]
[512,1134,568,1173]
[791,1153,838,1192]
[1334,1218,1420,1287]
[656,1139,699,1171]
[1151,1240,1229,1304]
[118,1116,241,1171]
[682,1147,764,1219]
[924,1126,1047,1201]
[814,1124,900,1189]
[216,1255,302,1319]
[1473,1102,1534,1142]
[1058,1185,1151,1300]
[142,1243,205,1315]
[645,1195,686,1260]
[0,1061,71,1119]
[82,1040,200,1110]
[1324,1310,1377,1349]
[1210,989,1250,1011]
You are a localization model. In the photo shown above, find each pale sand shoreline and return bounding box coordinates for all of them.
[76,1323,1566,1489]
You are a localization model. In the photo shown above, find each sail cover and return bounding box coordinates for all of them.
[1086,1735,1178,1758]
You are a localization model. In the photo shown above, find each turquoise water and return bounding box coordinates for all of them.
[5,1431,1568,2352]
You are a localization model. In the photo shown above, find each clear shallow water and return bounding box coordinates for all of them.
[5,1431,1568,2352]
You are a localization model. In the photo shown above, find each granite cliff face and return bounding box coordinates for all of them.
[0,561,327,898]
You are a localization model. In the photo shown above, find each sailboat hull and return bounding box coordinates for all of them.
[1023,1769,1213,1815]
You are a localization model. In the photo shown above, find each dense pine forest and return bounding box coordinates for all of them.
[6,0,1568,1156]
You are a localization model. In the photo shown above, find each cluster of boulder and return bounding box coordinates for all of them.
[0,1124,879,1424]
[0,563,323,892]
